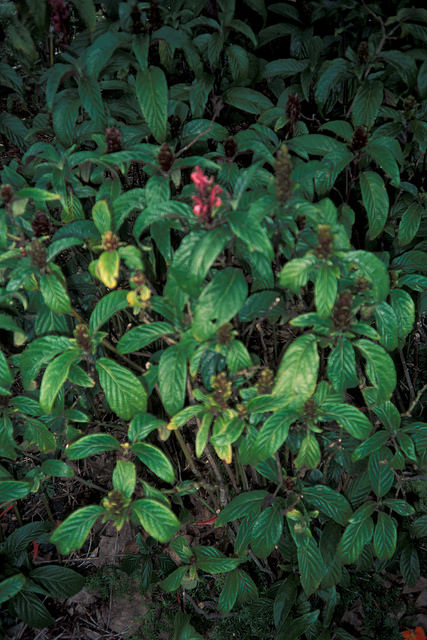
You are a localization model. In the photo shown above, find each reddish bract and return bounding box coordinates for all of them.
[191,166,223,222]
[402,627,426,640]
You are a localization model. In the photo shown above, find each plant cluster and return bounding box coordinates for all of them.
[0,0,426,637]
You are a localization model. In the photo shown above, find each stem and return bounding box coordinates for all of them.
[204,444,228,508]
[174,429,200,478]
[175,101,221,158]
[13,504,23,526]
[346,4,395,119]
[224,462,239,493]
[71,307,147,374]
[402,384,427,417]
[399,349,416,403]
[39,492,56,525]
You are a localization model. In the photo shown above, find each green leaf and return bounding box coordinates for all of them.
[0,313,23,335]
[303,486,352,526]
[0,574,26,604]
[41,460,74,478]
[251,409,296,463]
[69,0,96,30]
[0,61,24,96]
[373,512,397,560]
[92,200,111,234]
[338,517,374,563]
[315,59,349,107]
[288,134,346,158]
[192,268,247,341]
[20,337,72,388]
[413,515,427,538]
[324,403,373,440]
[182,228,230,297]
[195,553,240,574]
[112,188,146,230]
[328,337,358,392]
[349,501,377,524]
[133,33,149,71]
[96,358,147,420]
[46,237,83,263]
[66,434,120,460]
[278,611,320,640]
[226,340,252,374]
[39,349,80,413]
[351,431,390,462]
[0,112,28,150]
[273,575,298,628]
[297,536,324,596]
[170,536,193,563]
[251,505,283,558]
[236,568,258,603]
[52,90,79,146]
[366,142,400,187]
[50,505,104,553]
[263,58,309,79]
[228,210,273,259]
[355,340,396,403]
[352,80,383,128]
[390,289,415,340]
[68,364,94,388]
[360,171,389,239]
[398,202,423,246]
[96,250,120,289]
[381,50,417,85]
[16,187,60,203]
[218,569,239,613]
[25,417,56,453]
[400,545,420,587]
[190,73,214,117]
[159,566,188,593]
[128,413,166,442]
[39,272,72,314]
[136,66,168,143]
[273,334,319,404]
[223,87,273,114]
[0,349,12,389]
[215,490,268,526]
[30,566,84,598]
[345,250,389,302]
[158,345,187,416]
[319,120,353,142]
[279,256,316,293]
[112,460,136,498]
[89,290,128,333]
[0,480,31,502]
[294,433,321,468]
[368,450,394,497]
[315,264,337,317]
[9,591,54,628]
[117,321,174,354]
[78,75,105,124]
[374,301,398,351]
[195,413,212,458]
[131,442,175,483]
[382,499,414,516]
[131,498,180,542]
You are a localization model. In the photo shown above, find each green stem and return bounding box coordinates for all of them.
[39,492,56,525]
[174,429,200,478]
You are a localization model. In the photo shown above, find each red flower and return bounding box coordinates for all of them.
[191,166,211,194]
[402,628,426,640]
[191,166,223,222]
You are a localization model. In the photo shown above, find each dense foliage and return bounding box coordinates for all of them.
[0,0,426,637]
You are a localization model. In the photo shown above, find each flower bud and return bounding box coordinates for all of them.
[275,144,293,203]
